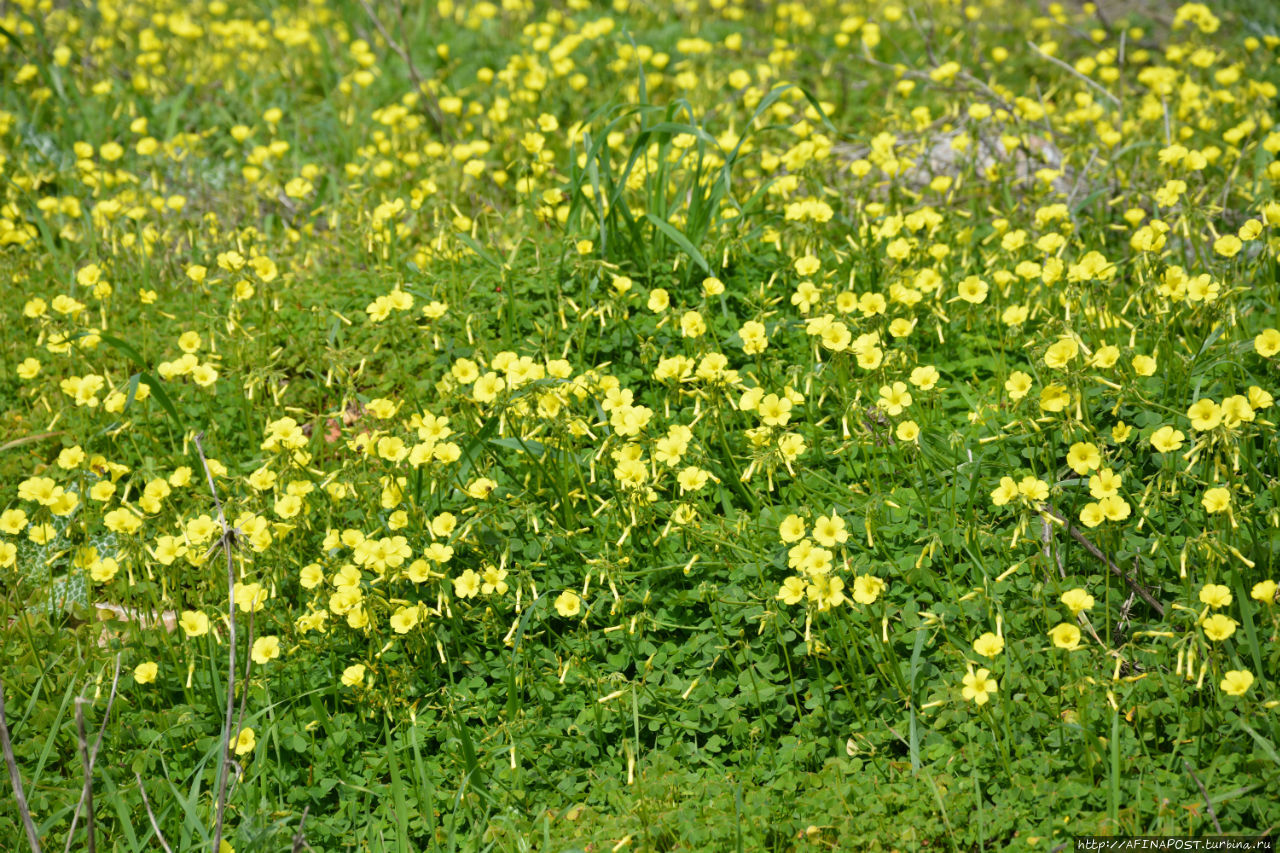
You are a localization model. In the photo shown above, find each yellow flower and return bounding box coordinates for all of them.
[990,476,1019,507]
[1251,580,1277,604]
[554,590,582,617]
[811,514,848,547]
[757,394,792,426]
[1017,476,1048,503]
[1048,623,1082,650]
[1039,384,1070,412]
[1079,503,1105,528]
[738,320,768,354]
[647,288,669,312]
[1212,235,1242,257]
[1198,584,1232,608]
[180,611,210,637]
[1255,328,1280,357]
[972,632,1004,658]
[465,478,498,500]
[957,275,988,304]
[1201,487,1230,514]
[16,358,40,379]
[1004,371,1032,400]
[1186,399,1222,431]
[1202,614,1237,641]
[794,255,821,276]
[233,727,256,756]
[807,574,845,610]
[1099,495,1130,521]
[776,577,807,605]
[877,382,912,416]
[851,574,885,605]
[903,365,937,392]
[341,664,366,688]
[1132,355,1157,376]
[0,508,29,534]
[300,564,325,589]
[389,606,419,634]
[895,420,920,442]
[1061,589,1094,615]
[454,569,481,598]
[1220,670,1254,697]
[1150,426,1185,453]
[1044,338,1079,370]
[134,662,159,684]
[679,310,706,338]
[1066,442,1100,475]
[778,514,806,543]
[251,636,281,665]
[961,667,998,705]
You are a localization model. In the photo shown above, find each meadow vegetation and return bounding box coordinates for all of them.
[2,0,1280,849]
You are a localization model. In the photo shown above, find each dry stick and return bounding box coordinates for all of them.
[0,679,42,853]
[73,700,95,853]
[227,607,258,800]
[1045,518,1131,661]
[1183,760,1225,833]
[1042,506,1166,618]
[63,655,122,853]
[135,773,174,853]
[356,0,448,139]
[1041,515,1066,579]
[291,805,311,853]
[195,433,238,853]
[1026,40,1121,106]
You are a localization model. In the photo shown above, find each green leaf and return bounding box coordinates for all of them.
[645,212,710,273]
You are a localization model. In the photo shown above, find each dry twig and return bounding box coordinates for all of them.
[195,432,239,853]
[0,678,42,853]
[1183,760,1224,833]
[356,0,449,139]
[135,773,174,853]
[292,805,312,853]
[73,701,95,853]
[1042,505,1166,618]
[63,655,121,853]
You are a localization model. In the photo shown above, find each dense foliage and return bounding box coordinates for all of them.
[1,0,1279,849]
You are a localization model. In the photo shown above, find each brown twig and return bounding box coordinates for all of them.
[1042,506,1166,618]
[356,0,449,139]
[64,655,121,853]
[194,432,238,853]
[0,678,42,853]
[1027,40,1120,106]
[73,700,95,853]
[1183,760,1224,833]
[229,607,258,796]
[135,773,174,853]
[291,805,311,853]
[1041,515,1066,579]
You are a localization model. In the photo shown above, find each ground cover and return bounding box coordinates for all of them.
[1,0,1280,849]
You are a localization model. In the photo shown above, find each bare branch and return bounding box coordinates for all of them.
[0,678,42,853]
[1183,760,1224,834]
[194,432,239,853]
[1026,41,1120,106]
[1042,506,1166,618]
[64,655,121,853]
[73,699,95,853]
[291,805,311,853]
[356,0,449,139]
[135,773,174,853]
